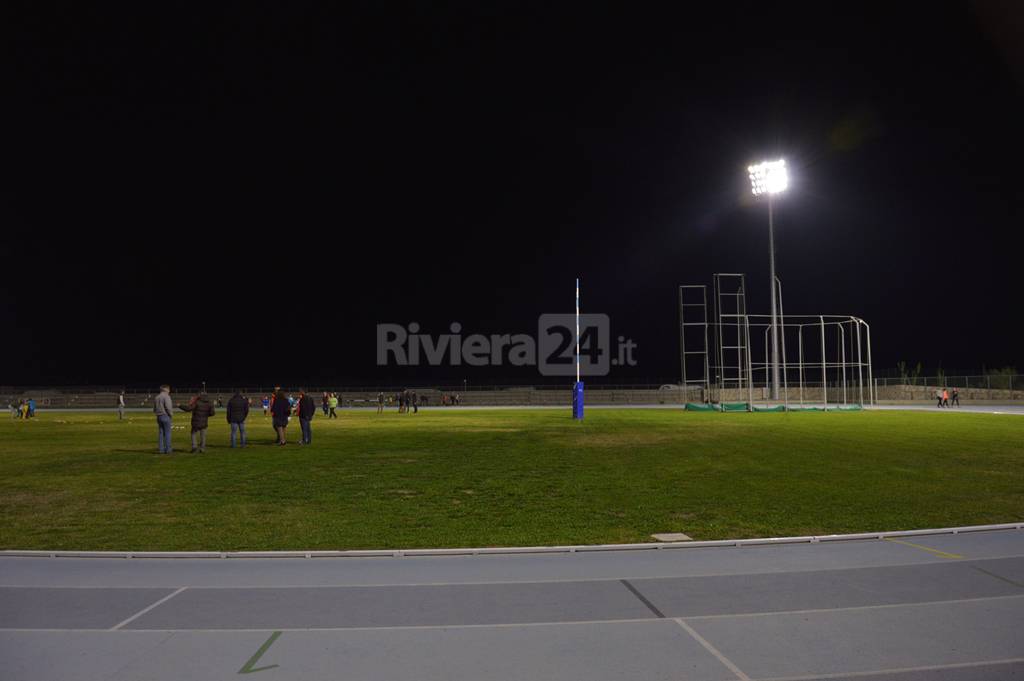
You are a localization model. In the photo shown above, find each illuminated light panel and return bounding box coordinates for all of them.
[748,159,788,196]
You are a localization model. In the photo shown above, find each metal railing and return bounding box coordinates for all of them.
[875,374,1020,391]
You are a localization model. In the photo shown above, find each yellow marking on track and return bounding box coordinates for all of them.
[882,537,964,559]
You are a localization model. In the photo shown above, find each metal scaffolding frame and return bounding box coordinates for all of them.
[678,285,711,395]
[678,273,874,410]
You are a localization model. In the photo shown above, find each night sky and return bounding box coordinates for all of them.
[7,3,1023,387]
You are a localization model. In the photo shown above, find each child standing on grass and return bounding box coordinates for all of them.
[262,395,270,416]
[328,393,339,418]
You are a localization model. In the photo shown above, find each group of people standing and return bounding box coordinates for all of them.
[320,392,339,418]
[9,398,36,419]
[371,391,460,413]
[935,387,961,408]
[153,385,319,454]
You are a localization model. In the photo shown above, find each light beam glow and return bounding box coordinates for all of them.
[748,159,788,196]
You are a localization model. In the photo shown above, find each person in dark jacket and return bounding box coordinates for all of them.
[179,391,215,453]
[270,388,291,445]
[297,389,316,445]
[226,390,250,448]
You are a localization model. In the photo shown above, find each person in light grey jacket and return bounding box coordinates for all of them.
[154,385,174,454]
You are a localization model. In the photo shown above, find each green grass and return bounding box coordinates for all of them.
[1,409,1022,550]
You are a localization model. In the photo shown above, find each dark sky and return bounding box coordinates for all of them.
[7,2,1024,387]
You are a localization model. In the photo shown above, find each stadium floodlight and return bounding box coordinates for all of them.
[748,158,788,401]
[748,159,788,196]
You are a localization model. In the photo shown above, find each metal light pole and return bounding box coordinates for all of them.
[748,159,789,401]
[768,194,780,401]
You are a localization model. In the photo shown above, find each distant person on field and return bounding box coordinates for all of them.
[328,392,339,418]
[271,388,290,445]
[935,388,943,408]
[951,387,960,407]
[942,388,949,408]
[154,385,174,454]
[27,397,36,418]
[410,390,418,414]
[117,391,126,420]
[179,391,215,453]
[226,389,250,448]
[376,391,384,414]
[9,401,18,419]
[262,395,270,416]
[18,399,28,419]
[322,392,330,416]
[397,391,405,413]
[297,389,316,445]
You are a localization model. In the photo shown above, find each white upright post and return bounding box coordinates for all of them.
[572,278,584,420]
[576,278,580,385]
[855,320,864,407]
[820,316,827,411]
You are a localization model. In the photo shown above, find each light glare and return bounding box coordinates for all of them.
[748,159,788,196]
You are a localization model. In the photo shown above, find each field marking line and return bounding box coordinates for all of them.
[971,565,1024,589]
[675,618,752,681]
[756,656,1024,681]
[619,579,665,618]
[108,587,187,631]
[2,617,665,634]
[683,593,1024,621]
[881,537,963,559]
[238,630,282,675]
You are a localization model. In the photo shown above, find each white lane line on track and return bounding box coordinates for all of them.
[757,657,1024,681]
[675,618,752,681]
[7,593,1023,633]
[682,593,1024,621]
[108,587,187,631]
[4,617,664,634]
[3,551,1023,589]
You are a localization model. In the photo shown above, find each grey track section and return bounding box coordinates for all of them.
[0,621,737,681]
[125,580,654,630]
[686,596,1024,679]
[4,529,1023,588]
[0,587,173,629]
[633,557,1024,618]
[785,661,1024,681]
[15,556,1015,631]
[4,530,1024,681]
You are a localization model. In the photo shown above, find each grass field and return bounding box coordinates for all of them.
[1,408,1022,551]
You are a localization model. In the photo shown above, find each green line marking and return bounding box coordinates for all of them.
[238,631,282,675]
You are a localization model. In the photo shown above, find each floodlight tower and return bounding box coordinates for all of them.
[748,159,789,401]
